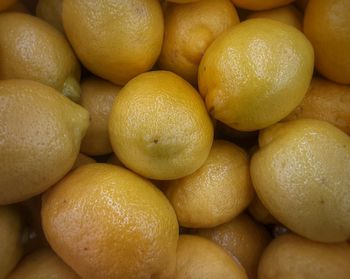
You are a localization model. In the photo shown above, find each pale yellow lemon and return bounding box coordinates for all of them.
[198,18,314,131]
[72,153,96,170]
[197,213,271,279]
[165,140,253,228]
[109,71,213,180]
[304,0,350,84]
[0,206,23,279]
[175,235,248,279]
[251,119,350,242]
[247,5,302,30]
[231,0,295,11]
[0,13,81,102]
[36,0,63,32]
[159,0,239,84]
[42,163,179,279]
[7,248,79,279]
[63,0,164,85]
[285,77,350,135]
[258,234,350,278]
[248,194,277,224]
[0,80,89,204]
[80,77,120,156]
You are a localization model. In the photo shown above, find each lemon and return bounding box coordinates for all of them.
[175,235,248,279]
[80,77,120,156]
[159,0,239,84]
[198,18,314,131]
[247,5,302,30]
[231,0,295,10]
[0,80,89,204]
[0,13,81,102]
[42,163,179,279]
[63,0,163,85]
[198,213,271,278]
[0,206,23,278]
[165,140,253,228]
[7,248,79,279]
[251,119,350,242]
[109,71,213,180]
[304,0,350,84]
[258,233,350,278]
[72,153,96,170]
[248,194,277,224]
[285,77,350,135]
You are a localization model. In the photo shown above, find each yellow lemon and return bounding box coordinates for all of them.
[247,5,302,30]
[198,18,314,131]
[0,206,23,278]
[248,194,277,224]
[80,77,120,156]
[165,140,253,228]
[42,164,179,279]
[63,0,164,85]
[175,235,248,279]
[258,234,350,278]
[7,248,79,279]
[109,71,213,180]
[304,0,350,84]
[231,0,295,11]
[285,77,350,135]
[197,213,271,279]
[251,119,350,242]
[159,0,239,84]
[0,80,89,204]
[0,13,81,102]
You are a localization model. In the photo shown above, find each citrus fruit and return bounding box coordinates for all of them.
[251,119,350,242]
[42,163,179,279]
[109,71,213,180]
[165,140,253,228]
[62,0,164,85]
[36,0,63,32]
[80,77,120,156]
[175,235,248,279]
[231,0,295,11]
[197,213,271,278]
[0,13,81,102]
[258,233,350,278]
[0,79,89,204]
[198,18,314,131]
[304,0,350,84]
[159,0,239,84]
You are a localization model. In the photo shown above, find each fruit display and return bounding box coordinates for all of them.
[0,0,349,278]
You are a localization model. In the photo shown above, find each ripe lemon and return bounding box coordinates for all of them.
[159,0,239,84]
[258,233,350,278]
[7,248,79,279]
[231,0,295,11]
[0,80,89,204]
[0,206,23,278]
[0,13,81,102]
[285,77,350,135]
[42,164,179,279]
[198,18,314,131]
[165,140,253,228]
[109,71,213,180]
[0,0,16,11]
[251,119,350,242]
[36,0,63,32]
[175,235,248,279]
[63,0,164,86]
[247,5,302,30]
[80,77,120,156]
[72,154,96,170]
[304,0,350,84]
[197,213,271,279]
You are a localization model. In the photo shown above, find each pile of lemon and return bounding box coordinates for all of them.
[0,0,350,278]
